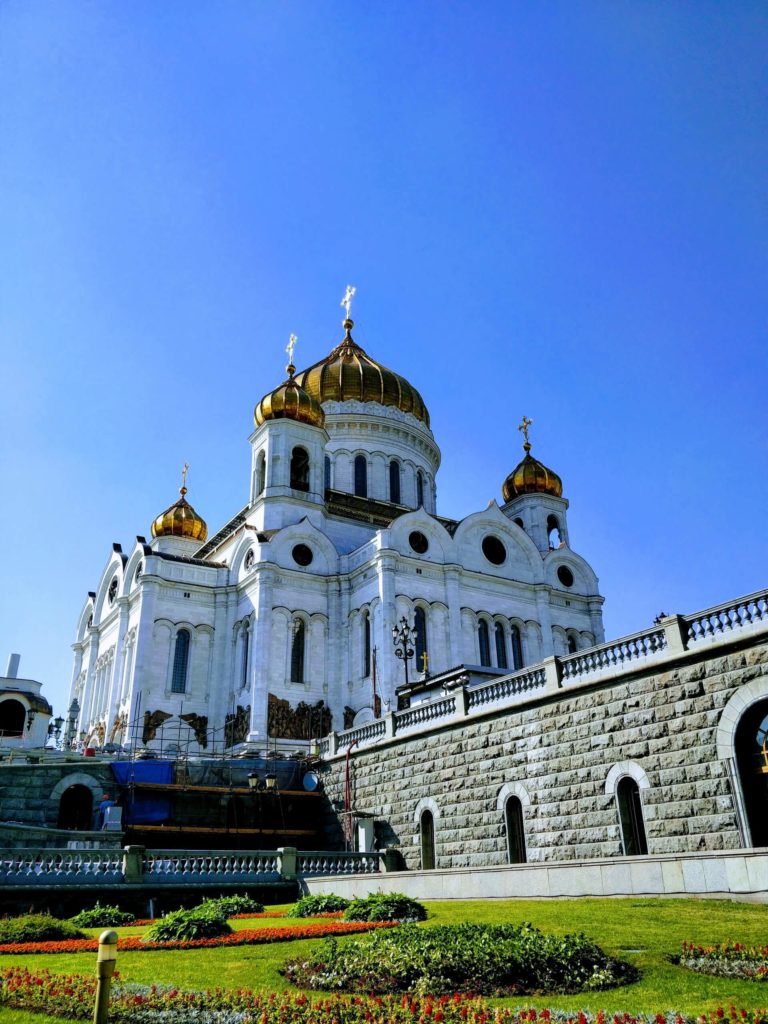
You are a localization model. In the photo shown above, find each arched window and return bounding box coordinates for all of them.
[504,796,526,864]
[567,633,579,654]
[363,612,371,678]
[241,620,250,689]
[478,620,491,667]
[617,776,648,855]
[256,451,266,495]
[735,698,768,847]
[324,455,331,491]
[389,460,401,504]
[414,607,428,674]
[510,625,524,670]
[420,809,435,870]
[57,784,94,831]
[290,447,310,491]
[0,699,26,738]
[171,630,190,694]
[494,623,508,669]
[547,514,562,549]
[513,517,524,529]
[354,455,368,497]
[416,470,425,508]
[290,618,306,682]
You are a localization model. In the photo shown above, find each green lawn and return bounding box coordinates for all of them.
[0,898,766,1022]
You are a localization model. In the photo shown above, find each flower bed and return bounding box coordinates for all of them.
[282,922,637,996]
[678,941,768,982]
[2,968,768,1024]
[130,911,286,927]
[0,920,396,956]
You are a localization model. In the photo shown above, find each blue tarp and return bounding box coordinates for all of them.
[111,761,174,823]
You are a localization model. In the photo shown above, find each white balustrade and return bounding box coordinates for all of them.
[296,851,381,876]
[395,695,456,731]
[335,720,386,752]
[467,666,547,709]
[0,848,122,883]
[685,590,768,646]
[560,628,667,682]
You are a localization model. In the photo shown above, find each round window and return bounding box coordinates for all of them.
[482,535,506,565]
[557,565,574,588]
[107,578,118,604]
[409,531,429,554]
[292,544,314,567]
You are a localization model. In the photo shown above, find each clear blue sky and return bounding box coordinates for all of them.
[1,2,766,718]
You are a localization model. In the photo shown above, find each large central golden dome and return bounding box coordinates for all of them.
[292,320,430,427]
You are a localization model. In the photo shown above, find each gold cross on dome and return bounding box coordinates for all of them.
[286,333,297,364]
[180,462,189,494]
[518,416,533,448]
[341,284,356,319]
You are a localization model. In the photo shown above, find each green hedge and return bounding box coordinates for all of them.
[0,915,85,944]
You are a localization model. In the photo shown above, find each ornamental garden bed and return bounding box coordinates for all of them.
[0,898,765,1017]
[676,941,768,982]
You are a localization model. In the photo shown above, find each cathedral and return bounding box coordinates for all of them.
[68,294,605,754]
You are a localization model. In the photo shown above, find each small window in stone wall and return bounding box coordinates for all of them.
[482,535,506,565]
[108,577,118,605]
[617,776,648,856]
[292,544,313,567]
[557,565,574,588]
[504,796,526,864]
[420,809,435,870]
[409,531,429,554]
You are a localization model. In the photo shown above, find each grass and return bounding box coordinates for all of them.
[0,898,765,1022]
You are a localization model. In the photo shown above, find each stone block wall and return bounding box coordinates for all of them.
[320,636,768,868]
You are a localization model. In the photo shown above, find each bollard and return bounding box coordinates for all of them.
[93,930,118,1024]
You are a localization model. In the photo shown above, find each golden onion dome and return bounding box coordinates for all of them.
[292,320,430,427]
[151,486,208,542]
[502,440,563,502]
[254,364,326,429]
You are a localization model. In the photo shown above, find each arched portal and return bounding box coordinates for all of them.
[57,785,94,831]
[420,809,435,870]
[0,699,26,738]
[735,698,768,847]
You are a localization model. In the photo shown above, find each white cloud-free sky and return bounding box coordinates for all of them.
[1,2,766,716]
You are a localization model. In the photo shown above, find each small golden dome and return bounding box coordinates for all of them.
[502,442,563,502]
[254,364,326,429]
[292,320,430,427]
[151,487,208,542]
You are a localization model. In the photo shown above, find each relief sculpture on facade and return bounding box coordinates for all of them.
[268,692,331,739]
[224,705,250,748]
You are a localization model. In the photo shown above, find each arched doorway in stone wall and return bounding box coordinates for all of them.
[57,785,94,831]
[735,698,768,847]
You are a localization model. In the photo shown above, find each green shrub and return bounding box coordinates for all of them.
[282,922,638,995]
[342,892,427,923]
[142,907,232,943]
[196,894,264,916]
[70,902,136,927]
[287,894,351,917]
[0,914,85,944]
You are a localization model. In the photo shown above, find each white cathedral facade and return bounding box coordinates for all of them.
[69,308,605,753]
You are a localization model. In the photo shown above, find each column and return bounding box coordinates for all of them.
[248,567,274,744]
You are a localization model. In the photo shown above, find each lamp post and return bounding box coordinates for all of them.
[93,929,118,1024]
[392,616,416,687]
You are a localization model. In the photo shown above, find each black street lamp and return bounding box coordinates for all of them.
[392,616,417,687]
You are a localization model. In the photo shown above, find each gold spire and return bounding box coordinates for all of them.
[517,415,533,452]
[292,305,431,427]
[502,418,563,502]
[151,466,208,542]
[285,333,298,376]
[254,333,325,429]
